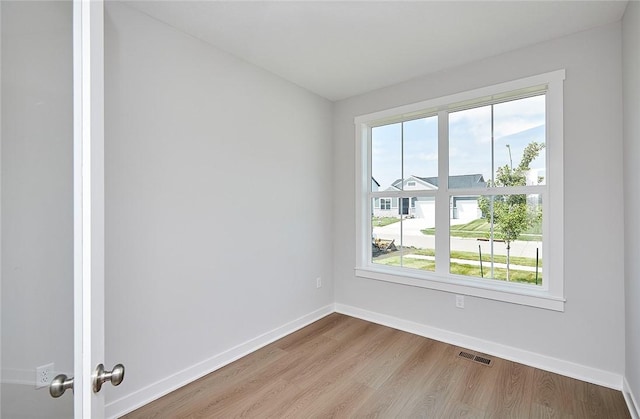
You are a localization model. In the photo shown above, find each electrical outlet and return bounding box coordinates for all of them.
[35,363,54,389]
[455,295,465,309]
[316,277,322,288]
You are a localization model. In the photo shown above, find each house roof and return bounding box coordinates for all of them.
[391,174,486,189]
[420,174,486,189]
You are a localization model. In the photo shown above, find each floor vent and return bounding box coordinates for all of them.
[473,355,492,366]
[458,351,493,367]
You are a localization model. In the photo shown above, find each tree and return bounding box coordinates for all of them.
[478,142,544,280]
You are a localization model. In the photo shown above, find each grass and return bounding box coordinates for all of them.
[373,246,542,285]
[421,218,542,242]
[410,248,542,268]
[372,217,401,227]
[374,255,541,285]
[449,263,541,284]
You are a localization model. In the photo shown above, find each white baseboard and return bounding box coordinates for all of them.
[106,302,626,418]
[335,303,623,391]
[624,377,640,419]
[105,304,335,419]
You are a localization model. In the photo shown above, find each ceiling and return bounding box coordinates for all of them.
[126,1,629,101]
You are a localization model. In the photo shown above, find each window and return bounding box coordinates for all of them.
[355,70,565,311]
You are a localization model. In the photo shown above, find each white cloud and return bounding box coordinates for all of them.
[415,152,438,161]
[371,95,545,187]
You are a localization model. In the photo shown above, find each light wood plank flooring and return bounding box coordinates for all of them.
[123,313,630,418]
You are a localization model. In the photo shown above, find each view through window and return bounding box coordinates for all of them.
[370,95,546,286]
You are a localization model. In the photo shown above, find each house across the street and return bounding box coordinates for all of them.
[373,174,487,223]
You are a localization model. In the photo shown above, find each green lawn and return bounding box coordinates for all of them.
[449,263,540,284]
[372,217,401,227]
[373,246,542,285]
[374,255,540,285]
[421,218,542,242]
[410,248,542,268]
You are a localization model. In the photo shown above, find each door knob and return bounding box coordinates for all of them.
[50,374,74,398]
[93,363,125,393]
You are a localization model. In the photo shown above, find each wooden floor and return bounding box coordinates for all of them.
[123,313,630,418]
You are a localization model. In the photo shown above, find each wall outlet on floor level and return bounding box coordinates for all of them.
[316,277,322,288]
[36,363,54,388]
[455,295,465,309]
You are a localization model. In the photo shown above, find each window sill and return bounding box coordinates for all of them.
[354,266,565,311]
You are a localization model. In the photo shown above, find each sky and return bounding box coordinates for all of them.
[371,95,546,190]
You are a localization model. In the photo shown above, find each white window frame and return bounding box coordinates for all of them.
[355,70,565,311]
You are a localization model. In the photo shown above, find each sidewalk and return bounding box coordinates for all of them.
[372,218,542,258]
[403,254,541,273]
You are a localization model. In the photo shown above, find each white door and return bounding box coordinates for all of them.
[73,0,109,417]
[1,1,115,417]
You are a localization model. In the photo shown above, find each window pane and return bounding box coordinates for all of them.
[372,198,435,272]
[449,194,542,285]
[372,123,401,192]
[402,116,438,191]
[493,95,546,186]
[449,95,546,189]
[449,105,492,188]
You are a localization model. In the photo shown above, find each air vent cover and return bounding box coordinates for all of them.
[458,351,493,367]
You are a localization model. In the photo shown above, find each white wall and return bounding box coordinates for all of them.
[103,3,333,415]
[1,2,74,418]
[623,0,640,414]
[334,22,625,384]
[1,3,3,412]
